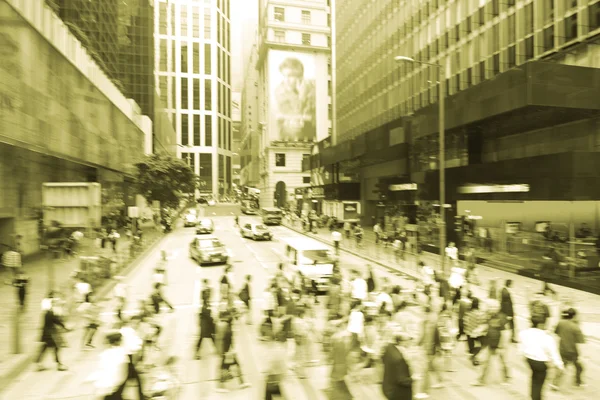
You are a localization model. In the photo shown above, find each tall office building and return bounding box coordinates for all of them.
[255,0,332,209]
[239,37,261,190]
[155,0,233,197]
[323,0,600,236]
[46,0,155,121]
[46,0,120,80]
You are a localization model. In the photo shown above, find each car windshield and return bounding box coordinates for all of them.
[200,219,212,227]
[299,249,332,265]
[255,225,267,231]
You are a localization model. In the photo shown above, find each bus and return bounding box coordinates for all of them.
[280,237,336,293]
[261,207,283,225]
[241,199,258,215]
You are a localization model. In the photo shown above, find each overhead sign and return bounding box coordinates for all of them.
[458,184,530,194]
[389,183,418,191]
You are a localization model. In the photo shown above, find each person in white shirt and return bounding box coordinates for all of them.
[113,277,128,322]
[519,315,564,400]
[373,222,383,244]
[119,319,146,399]
[347,301,365,351]
[445,242,459,268]
[87,331,128,399]
[331,229,342,255]
[350,270,368,301]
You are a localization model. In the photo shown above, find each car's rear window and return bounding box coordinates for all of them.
[255,225,267,230]
[198,239,222,249]
[200,219,212,226]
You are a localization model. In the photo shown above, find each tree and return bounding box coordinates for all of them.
[134,154,197,210]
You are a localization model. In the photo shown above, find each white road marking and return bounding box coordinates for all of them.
[99,299,265,317]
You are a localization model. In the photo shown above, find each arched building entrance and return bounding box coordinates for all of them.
[275,181,287,209]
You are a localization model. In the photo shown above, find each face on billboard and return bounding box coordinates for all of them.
[269,50,317,143]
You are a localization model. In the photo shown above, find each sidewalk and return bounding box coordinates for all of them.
[0,222,165,391]
[282,221,600,342]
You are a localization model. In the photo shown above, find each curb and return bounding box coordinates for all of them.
[282,224,422,282]
[0,231,170,393]
[283,224,600,343]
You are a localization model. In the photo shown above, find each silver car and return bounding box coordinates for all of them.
[189,236,229,265]
[240,223,272,241]
[196,218,215,234]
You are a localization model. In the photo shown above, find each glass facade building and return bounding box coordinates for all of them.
[325,0,600,239]
[156,0,232,196]
[337,0,600,144]
[46,0,155,122]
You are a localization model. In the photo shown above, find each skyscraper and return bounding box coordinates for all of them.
[155,0,233,197]
[46,0,155,121]
[255,0,332,210]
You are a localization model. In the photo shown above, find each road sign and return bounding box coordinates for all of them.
[127,206,140,218]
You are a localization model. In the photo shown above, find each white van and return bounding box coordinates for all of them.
[281,237,335,292]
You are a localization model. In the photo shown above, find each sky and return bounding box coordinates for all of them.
[230,0,258,92]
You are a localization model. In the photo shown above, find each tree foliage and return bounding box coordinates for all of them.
[135,154,197,210]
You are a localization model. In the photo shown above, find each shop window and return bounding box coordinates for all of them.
[275,153,286,167]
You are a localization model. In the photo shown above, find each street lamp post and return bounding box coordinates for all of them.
[394,56,447,274]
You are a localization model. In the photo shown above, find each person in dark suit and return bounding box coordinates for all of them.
[381,328,414,400]
[35,297,70,371]
[500,279,517,343]
[195,305,216,359]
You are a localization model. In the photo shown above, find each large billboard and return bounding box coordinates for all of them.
[269,50,322,143]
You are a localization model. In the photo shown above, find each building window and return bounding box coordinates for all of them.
[181,46,188,73]
[524,36,534,60]
[507,45,516,68]
[544,0,555,24]
[327,36,331,47]
[564,14,578,42]
[204,80,212,111]
[181,78,188,109]
[274,30,285,42]
[302,33,311,45]
[301,10,311,24]
[199,153,212,190]
[204,44,211,74]
[274,7,284,22]
[328,104,332,120]
[204,12,211,39]
[205,115,213,146]
[543,25,555,51]
[275,153,286,167]
[181,114,189,145]
[328,80,332,96]
[193,115,201,146]
[193,79,200,109]
[590,2,600,31]
[303,176,311,184]
[524,3,534,36]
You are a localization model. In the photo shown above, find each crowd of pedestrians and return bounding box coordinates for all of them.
[245,250,589,400]
[26,218,591,400]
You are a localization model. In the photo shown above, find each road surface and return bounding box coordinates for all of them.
[3,204,599,400]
